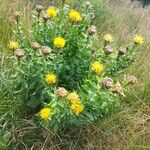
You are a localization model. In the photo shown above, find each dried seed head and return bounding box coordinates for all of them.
[111,82,123,94]
[127,75,138,85]
[88,25,97,36]
[64,4,70,10]
[56,87,68,98]
[41,46,52,55]
[14,49,25,58]
[14,11,21,21]
[101,77,113,89]
[104,46,113,54]
[85,1,92,7]
[42,13,49,22]
[31,42,41,50]
[36,5,43,13]
[119,47,126,55]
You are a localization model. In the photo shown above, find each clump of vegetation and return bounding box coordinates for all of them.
[6,1,144,132]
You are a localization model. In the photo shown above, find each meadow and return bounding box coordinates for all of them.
[0,0,150,149]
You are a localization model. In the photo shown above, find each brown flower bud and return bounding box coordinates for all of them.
[14,49,25,58]
[111,82,123,94]
[14,11,21,21]
[36,5,43,13]
[101,77,113,89]
[31,42,41,50]
[56,87,68,98]
[41,46,52,55]
[104,46,113,54]
[88,25,97,36]
[127,75,138,85]
[119,48,126,55]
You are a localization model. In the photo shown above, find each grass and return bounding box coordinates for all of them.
[0,0,150,149]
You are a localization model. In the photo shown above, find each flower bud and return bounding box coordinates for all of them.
[56,87,68,98]
[31,42,41,50]
[119,48,126,55]
[127,75,138,85]
[104,46,113,54]
[88,25,97,36]
[111,82,123,94]
[101,77,113,89]
[36,5,43,13]
[41,46,52,55]
[14,49,25,58]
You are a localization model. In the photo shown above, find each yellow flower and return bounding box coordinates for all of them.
[133,35,144,45]
[71,103,84,116]
[91,61,104,74]
[69,10,82,22]
[103,34,114,43]
[39,107,52,120]
[54,37,66,48]
[45,73,57,85]
[67,92,81,104]
[47,7,57,18]
[8,41,19,50]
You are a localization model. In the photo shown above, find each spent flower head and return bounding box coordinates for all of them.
[87,25,97,36]
[41,46,52,55]
[14,49,25,58]
[101,77,113,89]
[56,87,68,98]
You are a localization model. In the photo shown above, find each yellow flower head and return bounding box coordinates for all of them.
[69,10,82,22]
[91,61,104,74]
[47,7,57,18]
[67,92,81,104]
[45,73,57,85]
[8,41,19,50]
[71,103,84,116]
[133,35,144,45]
[103,34,114,43]
[39,107,52,120]
[54,37,66,48]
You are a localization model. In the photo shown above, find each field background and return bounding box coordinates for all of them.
[0,0,150,149]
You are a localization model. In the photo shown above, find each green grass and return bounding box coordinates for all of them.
[0,0,150,149]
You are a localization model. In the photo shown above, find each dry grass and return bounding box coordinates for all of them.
[0,0,150,149]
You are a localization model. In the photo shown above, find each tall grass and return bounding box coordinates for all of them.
[0,0,150,149]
